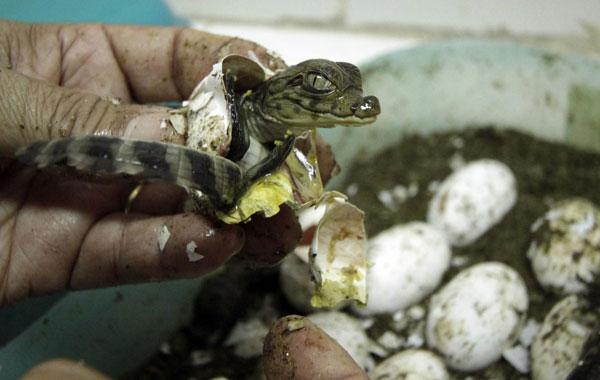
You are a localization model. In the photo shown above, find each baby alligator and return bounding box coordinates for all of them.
[16,59,380,213]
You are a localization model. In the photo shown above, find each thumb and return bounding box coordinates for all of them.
[20,359,111,380]
[0,66,180,156]
[263,315,370,380]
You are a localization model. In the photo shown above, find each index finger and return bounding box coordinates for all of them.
[101,24,286,102]
[0,21,285,103]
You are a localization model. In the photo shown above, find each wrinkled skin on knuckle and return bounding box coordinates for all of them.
[0,20,61,82]
[33,87,117,139]
[0,65,134,154]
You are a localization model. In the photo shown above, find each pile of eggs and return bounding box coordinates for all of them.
[277,158,600,379]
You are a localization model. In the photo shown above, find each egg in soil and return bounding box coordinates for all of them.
[355,222,451,315]
[368,349,450,380]
[426,262,528,371]
[527,197,600,295]
[530,295,600,380]
[126,127,600,380]
[427,159,517,247]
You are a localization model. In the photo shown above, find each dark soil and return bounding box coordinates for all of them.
[125,127,600,380]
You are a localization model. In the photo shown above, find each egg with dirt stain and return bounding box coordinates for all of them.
[427,159,517,247]
[530,295,599,380]
[368,349,450,380]
[356,222,451,315]
[426,262,528,372]
[527,198,600,295]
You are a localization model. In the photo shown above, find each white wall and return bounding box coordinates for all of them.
[166,0,600,36]
[165,1,600,65]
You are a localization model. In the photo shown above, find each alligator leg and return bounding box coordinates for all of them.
[245,135,295,184]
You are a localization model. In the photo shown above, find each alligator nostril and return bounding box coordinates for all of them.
[350,104,358,113]
[359,96,381,115]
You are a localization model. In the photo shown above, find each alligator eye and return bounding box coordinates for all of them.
[304,72,336,93]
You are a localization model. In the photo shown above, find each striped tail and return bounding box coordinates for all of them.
[16,136,245,210]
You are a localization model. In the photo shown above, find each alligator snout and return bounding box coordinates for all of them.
[353,95,381,118]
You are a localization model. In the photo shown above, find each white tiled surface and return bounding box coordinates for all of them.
[345,0,600,36]
[168,0,342,24]
[191,21,416,65]
[168,0,600,37]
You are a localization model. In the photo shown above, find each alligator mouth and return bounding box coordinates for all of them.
[334,114,378,125]
[317,95,381,123]
[281,110,378,126]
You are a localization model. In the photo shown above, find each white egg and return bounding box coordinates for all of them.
[527,198,600,295]
[279,254,317,313]
[368,349,450,380]
[427,159,517,246]
[426,262,528,372]
[356,222,451,315]
[224,317,269,359]
[530,295,598,380]
[307,311,373,370]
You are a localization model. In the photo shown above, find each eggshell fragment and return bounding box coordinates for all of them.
[530,295,598,380]
[309,197,367,308]
[426,262,528,372]
[307,311,373,370]
[427,159,517,246]
[157,225,170,252]
[527,198,600,295]
[357,222,451,315]
[368,349,450,380]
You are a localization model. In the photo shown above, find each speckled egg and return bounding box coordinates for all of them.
[527,198,600,295]
[368,349,450,380]
[426,262,528,372]
[427,159,517,246]
[356,222,451,315]
[530,295,599,380]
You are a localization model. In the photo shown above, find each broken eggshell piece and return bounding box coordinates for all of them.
[170,55,265,156]
[309,196,367,308]
[218,129,327,224]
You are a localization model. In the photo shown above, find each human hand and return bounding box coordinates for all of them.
[0,20,338,305]
[21,315,369,380]
[263,315,370,380]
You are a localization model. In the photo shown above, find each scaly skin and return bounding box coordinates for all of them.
[241,59,381,143]
[15,59,381,213]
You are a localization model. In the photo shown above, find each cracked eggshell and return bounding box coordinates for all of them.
[309,197,368,308]
[368,349,450,380]
[307,311,373,370]
[530,295,599,380]
[356,222,451,315]
[426,262,528,372]
[169,55,265,156]
[427,159,517,247]
[527,198,600,295]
